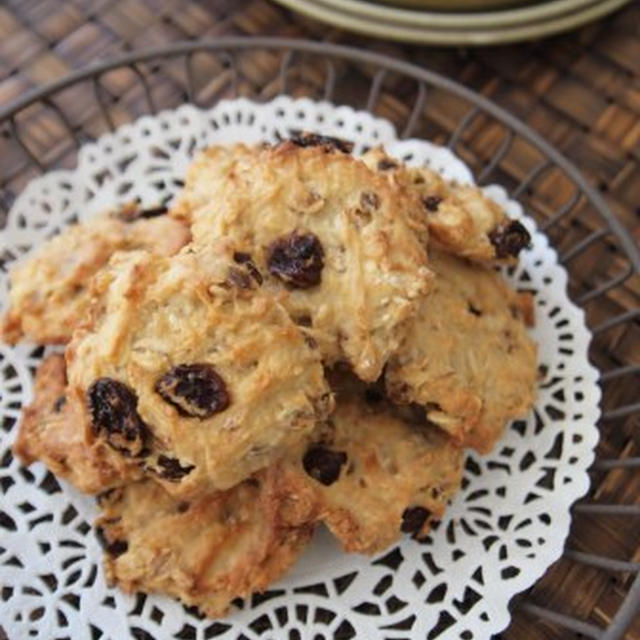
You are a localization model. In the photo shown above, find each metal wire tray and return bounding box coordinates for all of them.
[0,38,637,639]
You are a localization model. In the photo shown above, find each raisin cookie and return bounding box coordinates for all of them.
[385,250,537,453]
[96,468,313,617]
[66,249,332,497]
[279,372,463,554]
[361,147,530,263]
[174,140,432,382]
[14,354,143,493]
[1,207,190,345]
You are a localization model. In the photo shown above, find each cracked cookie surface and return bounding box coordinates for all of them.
[65,249,332,498]
[385,250,537,453]
[279,371,464,554]
[362,147,530,264]
[173,142,432,382]
[1,209,190,344]
[96,468,312,617]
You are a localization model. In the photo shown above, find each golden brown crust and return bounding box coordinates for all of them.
[1,212,190,345]
[66,249,332,498]
[361,147,526,264]
[385,250,537,453]
[517,291,536,328]
[278,375,463,554]
[176,142,432,382]
[13,354,142,493]
[96,469,313,618]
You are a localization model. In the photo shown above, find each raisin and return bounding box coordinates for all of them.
[401,506,431,534]
[303,447,347,486]
[267,232,324,289]
[155,363,230,418]
[245,261,263,285]
[488,220,531,259]
[95,526,128,557]
[138,205,168,219]
[233,251,251,263]
[287,132,353,154]
[232,251,262,285]
[117,203,168,222]
[176,501,190,513]
[53,395,66,413]
[377,158,398,171]
[360,191,380,210]
[293,314,313,328]
[468,303,482,317]
[156,454,195,480]
[88,378,149,457]
[423,195,442,212]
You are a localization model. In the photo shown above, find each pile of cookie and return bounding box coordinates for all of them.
[3,135,537,618]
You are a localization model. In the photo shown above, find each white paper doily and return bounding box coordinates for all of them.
[0,97,601,640]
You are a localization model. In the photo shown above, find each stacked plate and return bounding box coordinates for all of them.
[273,0,631,44]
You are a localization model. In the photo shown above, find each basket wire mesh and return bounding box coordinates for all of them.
[0,38,638,640]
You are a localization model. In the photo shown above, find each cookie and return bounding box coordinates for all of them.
[1,208,190,345]
[361,147,530,263]
[13,354,143,493]
[385,250,537,453]
[279,372,463,554]
[96,468,313,618]
[65,249,332,497]
[174,141,432,382]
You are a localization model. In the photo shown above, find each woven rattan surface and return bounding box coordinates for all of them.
[0,2,638,639]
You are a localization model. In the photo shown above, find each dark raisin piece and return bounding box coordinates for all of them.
[377,158,398,171]
[176,501,190,513]
[245,261,263,285]
[156,455,195,480]
[232,252,263,285]
[95,526,128,557]
[488,220,531,259]
[117,203,168,222]
[138,205,168,219]
[468,303,482,317]
[233,251,251,264]
[287,133,353,154]
[267,232,324,289]
[107,539,128,556]
[401,506,431,534]
[293,314,313,328]
[303,447,347,486]
[53,395,66,413]
[88,378,149,457]
[155,363,230,418]
[360,191,380,210]
[423,196,442,212]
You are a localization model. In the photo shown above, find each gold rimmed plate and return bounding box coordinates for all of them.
[298,0,614,28]
[274,0,631,44]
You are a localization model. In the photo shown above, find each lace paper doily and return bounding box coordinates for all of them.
[0,97,600,640]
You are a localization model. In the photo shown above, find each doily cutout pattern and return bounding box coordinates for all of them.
[0,97,601,640]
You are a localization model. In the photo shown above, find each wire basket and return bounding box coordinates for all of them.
[0,38,637,640]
